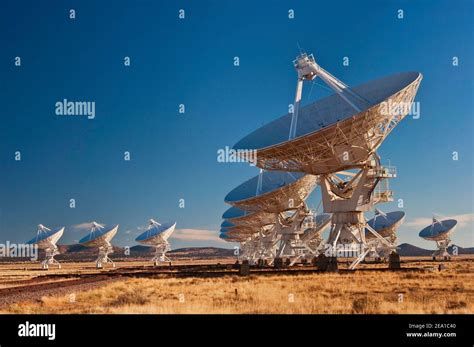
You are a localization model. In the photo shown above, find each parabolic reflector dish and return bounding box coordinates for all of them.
[223,206,277,228]
[79,224,119,247]
[225,171,317,213]
[233,72,422,174]
[135,221,176,245]
[221,220,235,229]
[220,221,258,235]
[219,232,246,242]
[27,227,64,249]
[365,211,405,239]
[419,219,457,241]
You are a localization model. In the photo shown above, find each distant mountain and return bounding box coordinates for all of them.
[397,243,432,256]
[55,245,235,260]
[129,246,235,258]
[170,247,236,258]
[54,244,124,260]
[397,243,474,256]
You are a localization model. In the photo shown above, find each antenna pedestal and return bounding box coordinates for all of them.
[239,236,261,265]
[152,242,171,265]
[432,239,452,260]
[256,230,278,262]
[41,245,61,270]
[321,155,397,269]
[273,206,328,265]
[96,243,115,269]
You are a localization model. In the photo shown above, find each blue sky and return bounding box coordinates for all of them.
[0,0,472,250]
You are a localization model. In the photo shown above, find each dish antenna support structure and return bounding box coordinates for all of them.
[285,54,419,269]
[289,53,370,140]
[321,156,399,269]
[291,55,400,267]
[272,204,319,265]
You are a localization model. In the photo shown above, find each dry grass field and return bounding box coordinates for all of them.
[0,259,235,289]
[0,257,472,314]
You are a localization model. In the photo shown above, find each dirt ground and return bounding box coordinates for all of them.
[0,256,472,314]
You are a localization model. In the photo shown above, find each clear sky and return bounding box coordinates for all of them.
[0,0,472,250]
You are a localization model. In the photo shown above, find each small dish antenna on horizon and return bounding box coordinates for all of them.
[79,222,118,269]
[135,219,176,266]
[419,217,457,260]
[26,224,65,270]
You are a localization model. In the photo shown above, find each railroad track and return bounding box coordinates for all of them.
[0,276,112,302]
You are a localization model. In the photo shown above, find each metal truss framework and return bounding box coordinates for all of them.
[227,174,318,213]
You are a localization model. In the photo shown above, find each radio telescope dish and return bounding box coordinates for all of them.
[419,218,457,241]
[26,224,64,270]
[79,222,118,269]
[363,210,405,260]
[233,70,422,175]
[220,221,258,235]
[225,170,317,213]
[419,218,457,260]
[219,232,247,242]
[221,220,234,229]
[136,219,176,265]
[365,210,405,240]
[223,206,277,228]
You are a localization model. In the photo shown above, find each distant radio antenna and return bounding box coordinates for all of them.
[79,222,119,269]
[135,219,176,266]
[26,224,65,270]
[419,218,457,260]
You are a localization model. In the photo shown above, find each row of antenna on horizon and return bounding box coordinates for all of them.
[26,219,177,269]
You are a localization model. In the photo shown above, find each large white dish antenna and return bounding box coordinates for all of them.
[135,219,176,264]
[233,71,422,174]
[27,225,64,249]
[26,224,65,270]
[79,222,118,268]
